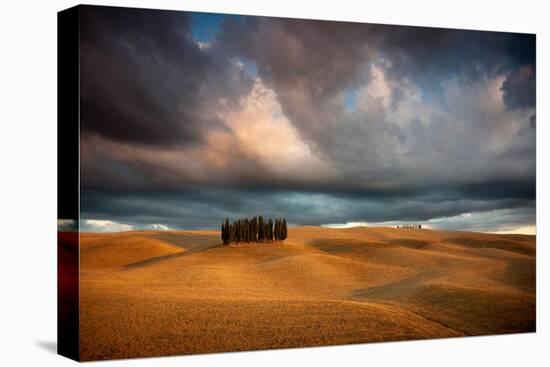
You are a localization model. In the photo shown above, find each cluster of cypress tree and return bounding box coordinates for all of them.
[221,216,287,244]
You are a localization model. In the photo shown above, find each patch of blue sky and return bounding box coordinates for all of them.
[189,12,244,43]
[343,88,359,112]
[189,12,225,43]
[240,58,258,77]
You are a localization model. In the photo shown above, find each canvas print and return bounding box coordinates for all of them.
[58,4,536,361]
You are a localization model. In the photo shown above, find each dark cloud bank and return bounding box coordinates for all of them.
[78,6,536,233]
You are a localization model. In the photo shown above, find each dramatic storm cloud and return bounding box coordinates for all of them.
[78,6,536,233]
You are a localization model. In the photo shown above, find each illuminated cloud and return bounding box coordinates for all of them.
[81,220,134,233]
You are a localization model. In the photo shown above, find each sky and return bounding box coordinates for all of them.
[75,5,536,234]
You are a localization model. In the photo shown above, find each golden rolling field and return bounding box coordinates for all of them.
[77,226,536,360]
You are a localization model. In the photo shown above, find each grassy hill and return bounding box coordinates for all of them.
[77,226,535,360]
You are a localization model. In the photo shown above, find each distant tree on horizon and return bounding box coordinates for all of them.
[274,218,284,241]
[274,218,279,241]
[268,218,274,242]
[221,218,230,244]
[244,218,250,242]
[258,216,265,241]
[252,216,258,241]
[229,221,236,242]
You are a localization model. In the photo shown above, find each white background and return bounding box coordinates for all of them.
[0,0,547,365]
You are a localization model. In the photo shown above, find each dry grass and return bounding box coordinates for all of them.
[78,226,535,360]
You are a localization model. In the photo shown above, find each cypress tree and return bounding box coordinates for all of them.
[248,217,252,242]
[229,222,235,243]
[252,217,258,242]
[239,219,244,243]
[258,216,265,241]
[274,218,280,241]
[249,217,254,241]
[282,218,288,241]
[268,218,274,241]
[226,218,230,243]
[240,219,244,242]
[222,218,230,244]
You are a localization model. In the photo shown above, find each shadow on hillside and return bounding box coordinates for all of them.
[123,232,221,270]
[443,237,535,256]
